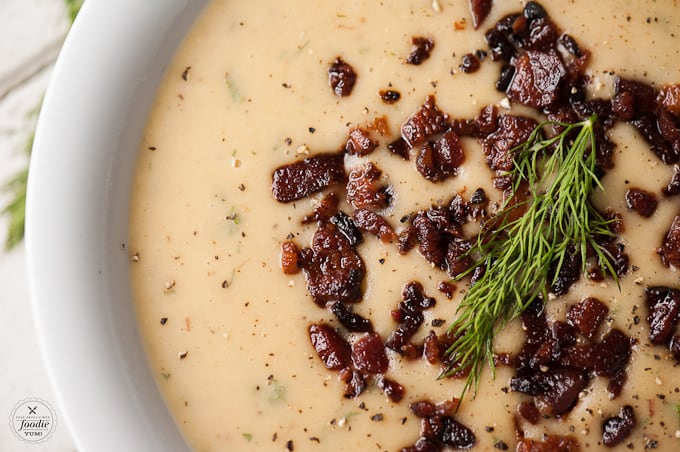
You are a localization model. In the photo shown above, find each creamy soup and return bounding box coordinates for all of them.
[129,1,680,450]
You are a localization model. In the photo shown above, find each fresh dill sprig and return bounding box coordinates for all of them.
[443,115,618,399]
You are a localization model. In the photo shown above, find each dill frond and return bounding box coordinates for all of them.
[443,115,618,400]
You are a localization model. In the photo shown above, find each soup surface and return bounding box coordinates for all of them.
[129,0,680,450]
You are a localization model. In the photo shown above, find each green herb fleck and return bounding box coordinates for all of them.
[266,377,286,402]
[160,372,171,380]
[225,73,243,102]
[242,433,253,442]
[443,116,618,401]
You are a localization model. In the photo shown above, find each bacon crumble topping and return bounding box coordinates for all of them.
[270,1,680,449]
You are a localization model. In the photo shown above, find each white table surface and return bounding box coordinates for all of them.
[1,0,78,450]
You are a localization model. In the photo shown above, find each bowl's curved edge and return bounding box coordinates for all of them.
[25,1,209,450]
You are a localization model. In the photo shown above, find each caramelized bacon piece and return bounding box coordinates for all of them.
[401,95,450,147]
[377,376,405,403]
[644,286,680,345]
[659,215,680,267]
[516,435,580,452]
[302,191,339,223]
[532,367,588,416]
[415,130,465,182]
[328,57,357,97]
[602,405,636,447]
[566,297,609,341]
[506,50,567,108]
[272,153,346,202]
[482,114,538,172]
[469,0,492,29]
[309,323,351,370]
[351,332,389,374]
[518,401,541,425]
[347,162,391,209]
[299,222,365,306]
[339,368,367,398]
[590,329,631,377]
[330,211,363,246]
[614,77,680,164]
[459,53,480,73]
[659,84,680,115]
[625,188,658,217]
[387,282,436,354]
[549,243,581,296]
[352,208,397,243]
[388,137,411,159]
[330,302,373,333]
[445,239,473,278]
[423,330,442,364]
[345,127,378,156]
[405,399,474,451]
[412,211,447,268]
[280,241,301,275]
[406,36,435,65]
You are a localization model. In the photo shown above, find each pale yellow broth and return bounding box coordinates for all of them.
[129,0,680,450]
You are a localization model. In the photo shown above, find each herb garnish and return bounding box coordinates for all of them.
[443,115,618,399]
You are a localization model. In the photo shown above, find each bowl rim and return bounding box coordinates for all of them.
[25,1,209,450]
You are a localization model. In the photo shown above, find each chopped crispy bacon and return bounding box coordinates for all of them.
[406,37,435,65]
[506,50,567,108]
[415,130,465,182]
[352,208,397,243]
[566,297,609,341]
[347,162,391,209]
[351,332,389,374]
[302,191,339,223]
[602,405,636,447]
[625,188,658,217]
[516,435,580,452]
[299,222,365,306]
[645,286,680,345]
[280,240,301,275]
[328,57,357,97]
[482,114,538,172]
[345,127,378,156]
[388,137,411,159]
[659,215,680,267]
[272,153,346,202]
[469,0,492,29]
[330,301,373,333]
[402,95,450,148]
[309,323,352,370]
[377,376,405,403]
[387,282,436,354]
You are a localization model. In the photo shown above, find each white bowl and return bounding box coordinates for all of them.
[26,1,209,450]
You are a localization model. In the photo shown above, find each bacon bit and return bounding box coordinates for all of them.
[379,90,401,105]
[345,127,377,156]
[347,162,391,209]
[272,153,346,203]
[280,241,301,275]
[352,209,397,243]
[367,115,391,136]
[406,36,435,65]
[469,0,492,29]
[453,19,467,31]
[401,95,450,147]
[328,57,357,97]
[309,323,352,370]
